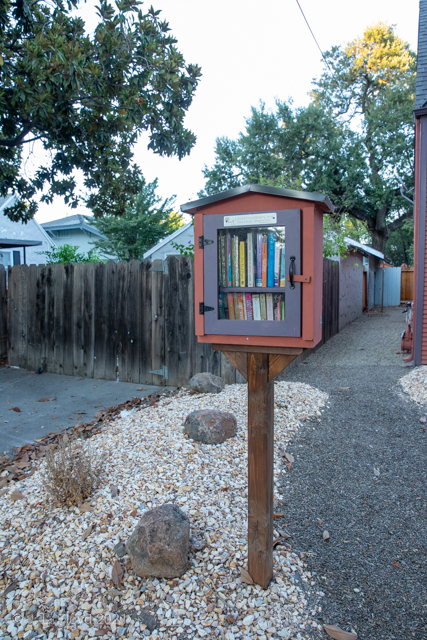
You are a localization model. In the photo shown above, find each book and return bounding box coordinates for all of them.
[274,241,280,287]
[266,293,274,320]
[227,293,235,320]
[260,293,267,321]
[218,292,226,319]
[232,236,239,287]
[276,295,281,321]
[245,293,253,320]
[247,231,254,287]
[262,237,267,287]
[279,242,286,287]
[252,294,261,320]
[226,233,232,287]
[239,240,246,287]
[236,293,245,320]
[281,298,285,320]
[219,233,226,287]
[267,231,275,287]
[256,232,263,287]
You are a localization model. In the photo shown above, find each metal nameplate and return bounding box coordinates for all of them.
[223,212,277,227]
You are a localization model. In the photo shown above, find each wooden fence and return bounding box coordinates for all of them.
[401,267,414,302]
[3,256,340,386]
[0,265,7,358]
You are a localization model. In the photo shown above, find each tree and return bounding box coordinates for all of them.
[201,23,415,254]
[89,177,183,260]
[41,244,102,264]
[0,0,201,222]
[385,219,414,266]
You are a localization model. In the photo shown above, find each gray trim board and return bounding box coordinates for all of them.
[0,239,42,248]
[180,184,334,214]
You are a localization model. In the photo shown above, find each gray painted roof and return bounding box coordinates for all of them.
[41,214,104,238]
[180,184,334,213]
[416,1,427,109]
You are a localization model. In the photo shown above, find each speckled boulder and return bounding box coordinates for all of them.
[189,372,225,394]
[127,504,189,578]
[184,409,237,444]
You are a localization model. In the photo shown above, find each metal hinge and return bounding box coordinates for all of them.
[199,302,214,315]
[148,365,168,379]
[198,236,214,249]
[149,260,169,274]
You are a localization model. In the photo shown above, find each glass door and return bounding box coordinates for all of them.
[203,209,301,337]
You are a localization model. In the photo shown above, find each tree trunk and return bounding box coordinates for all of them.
[369,205,390,255]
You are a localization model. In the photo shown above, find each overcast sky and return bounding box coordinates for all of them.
[35,0,419,223]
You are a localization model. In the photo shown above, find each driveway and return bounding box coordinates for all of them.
[0,367,165,453]
[279,307,426,640]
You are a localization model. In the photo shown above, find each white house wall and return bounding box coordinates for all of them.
[0,212,55,266]
[50,229,100,254]
[146,224,194,261]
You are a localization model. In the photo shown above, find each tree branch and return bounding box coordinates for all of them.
[388,209,413,233]
[0,126,33,147]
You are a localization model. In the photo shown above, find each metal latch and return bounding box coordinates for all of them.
[198,236,214,249]
[199,302,214,314]
[148,365,168,379]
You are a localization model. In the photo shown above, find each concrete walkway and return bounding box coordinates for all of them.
[280,307,426,640]
[0,367,164,453]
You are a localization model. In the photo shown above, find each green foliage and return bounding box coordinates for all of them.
[201,23,415,255]
[40,244,103,264]
[171,241,194,259]
[323,214,369,259]
[385,219,414,266]
[0,0,202,222]
[89,177,184,260]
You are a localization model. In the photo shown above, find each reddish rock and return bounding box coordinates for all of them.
[189,372,225,394]
[126,504,189,578]
[184,409,237,444]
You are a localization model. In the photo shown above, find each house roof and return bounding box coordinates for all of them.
[0,239,42,248]
[345,237,385,260]
[1,195,56,249]
[143,221,193,259]
[416,0,427,109]
[41,214,104,238]
[180,184,335,213]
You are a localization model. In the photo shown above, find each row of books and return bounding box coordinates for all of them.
[219,292,285,321]
[218,228,286,288]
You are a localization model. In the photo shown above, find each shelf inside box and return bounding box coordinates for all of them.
[219,287,286,293]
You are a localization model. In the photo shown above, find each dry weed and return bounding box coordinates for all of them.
[42,439,105,506]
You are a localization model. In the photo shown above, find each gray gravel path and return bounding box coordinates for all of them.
[279,307,427,640]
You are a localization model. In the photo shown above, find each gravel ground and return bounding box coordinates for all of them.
[0,381,328,640]
[279,307,427,640]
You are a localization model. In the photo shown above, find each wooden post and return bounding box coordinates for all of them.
[214,344,302,589]
[247,351,274,588]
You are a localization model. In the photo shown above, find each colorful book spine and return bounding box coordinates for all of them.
[239,240,246,287]
[256,233,263,287]
[266,293,274,320]
[245,293,253,320]
[218,292,226,319]
[219,233,226,287]
[276,296,281,321]
[274,241,280,287]
[247,232,254,288]
[267,232,275,287]
[281,299,285,320]
[279,242,286,287]
[232,236,239,287]
[236,293,245,320]
[227,293,235,320]
[262,238,267,287]
[252,294,261,320]
[260,293,267,321]
[226,233,232,287]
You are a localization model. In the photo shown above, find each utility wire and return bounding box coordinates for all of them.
[295,0,331,72]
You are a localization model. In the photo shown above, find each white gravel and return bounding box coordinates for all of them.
[0,381,328,640]
[399,366,427,405]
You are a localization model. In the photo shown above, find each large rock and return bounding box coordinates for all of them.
[126,504,189,578]
[189,372,225,394]
[184,409,237,444]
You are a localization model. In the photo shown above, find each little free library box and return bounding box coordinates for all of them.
[181,184,334,588]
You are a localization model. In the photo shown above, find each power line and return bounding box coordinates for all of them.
[295,0,331,72]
